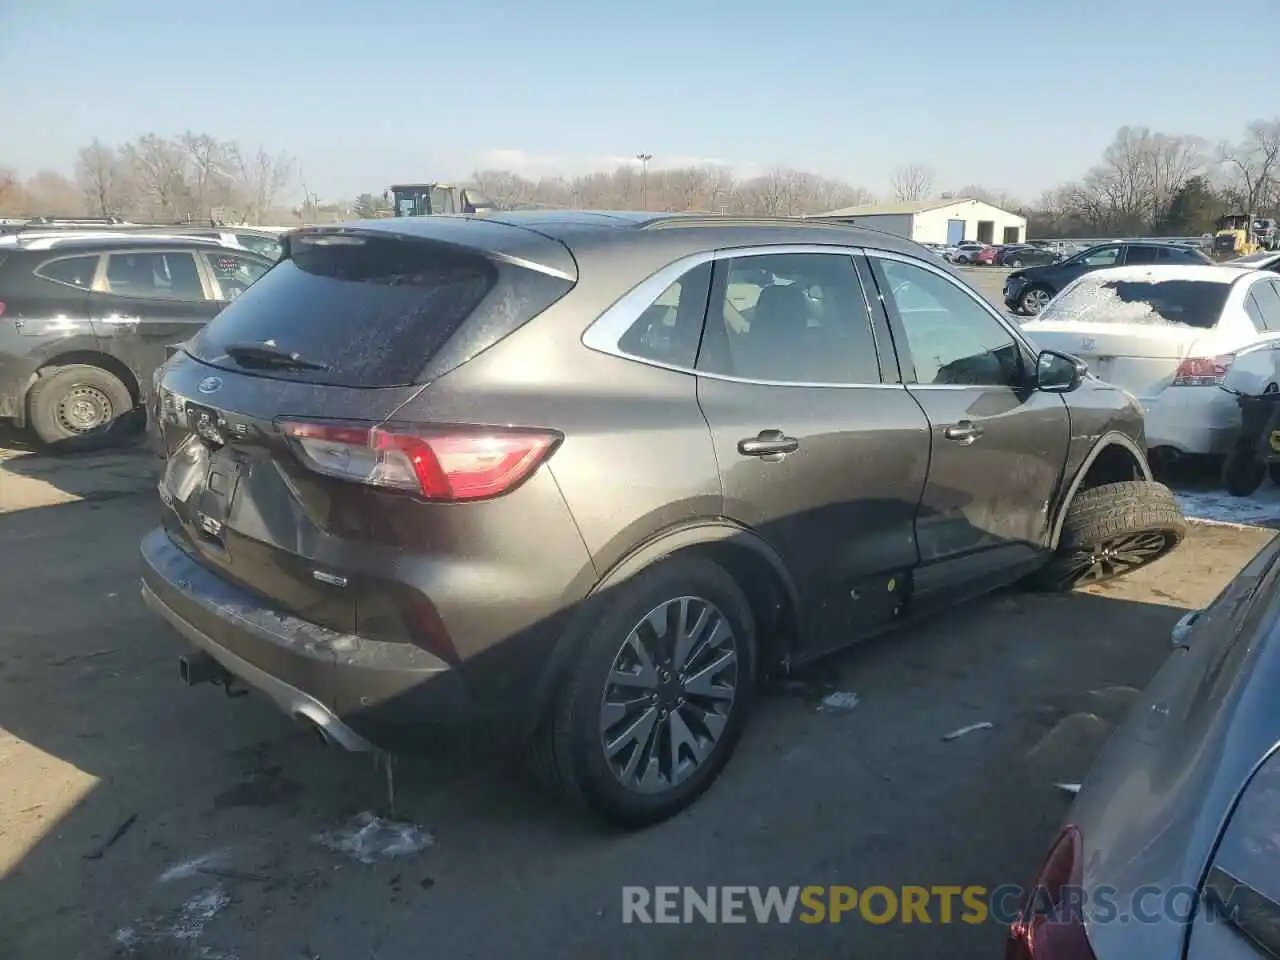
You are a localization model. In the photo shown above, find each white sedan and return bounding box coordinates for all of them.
[1022,264,1280,457]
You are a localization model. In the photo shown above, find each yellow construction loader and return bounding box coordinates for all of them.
[385,183,496,217]
[1211,214,1263,260]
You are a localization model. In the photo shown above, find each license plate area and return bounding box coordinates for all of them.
[161,404,246,556]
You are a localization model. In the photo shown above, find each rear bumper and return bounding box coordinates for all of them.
[1143,387,1241,455]
[140,526,476,748]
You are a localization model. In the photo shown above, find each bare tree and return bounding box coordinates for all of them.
[123,134,193,220]
[890,164,933,202]
[0,167,28,216]
[75,139,130,216]
[471,169,538,209]
[24,170,82,216]
[1219,118,1280,230]
[231,145,294,224]
[180,132,236,220]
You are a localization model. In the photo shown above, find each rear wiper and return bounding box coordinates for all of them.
[223,341,330,371]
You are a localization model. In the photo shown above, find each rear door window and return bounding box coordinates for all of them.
[35,255,99,289]
[201,250,271,301]
[187,231,570,388]
[104,251,206,300]
[1125,246,1160,265]
[696,252,881,384]
[1079,246,1121,266]
[1249,279,1280,331]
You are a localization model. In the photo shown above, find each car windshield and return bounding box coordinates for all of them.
[1038,276,1231,328]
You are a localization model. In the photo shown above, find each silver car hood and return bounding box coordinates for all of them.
[1067,536,1280,959]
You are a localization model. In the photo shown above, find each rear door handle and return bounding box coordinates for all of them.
[738,430,800,459]
[944,421,984,445]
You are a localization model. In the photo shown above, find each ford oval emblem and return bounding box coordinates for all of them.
[197,376,223,395]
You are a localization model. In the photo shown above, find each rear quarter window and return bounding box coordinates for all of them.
[187,232,573,388]
[35,255,99,289]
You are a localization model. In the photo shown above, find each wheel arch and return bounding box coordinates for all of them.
[21,350,141,426]
[1049,432,1152,548]
[529,520,802,729]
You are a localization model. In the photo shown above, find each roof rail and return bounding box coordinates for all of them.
[24,216,132,226]
[641,214,860,231]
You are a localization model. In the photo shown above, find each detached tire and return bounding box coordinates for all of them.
[1223,444,1266,497]
[27,364,133,446]
[529,556,756,829]
[1029,481,1187,592]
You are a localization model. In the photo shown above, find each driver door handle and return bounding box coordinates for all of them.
[738,430,800,459]
[944,421,984,445]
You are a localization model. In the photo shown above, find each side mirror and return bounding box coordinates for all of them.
[1036,349,1087,392]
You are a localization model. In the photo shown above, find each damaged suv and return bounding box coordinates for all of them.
[141,212,1186,826]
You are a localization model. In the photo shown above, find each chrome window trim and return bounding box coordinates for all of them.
[581,242,905,389]
[866,249,1041,388]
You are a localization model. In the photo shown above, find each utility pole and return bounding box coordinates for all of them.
[636,153,652,209]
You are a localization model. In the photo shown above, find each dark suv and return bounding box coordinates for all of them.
[1004,241,1212,315]
[0,237,272,443]
[141,212,1186,826]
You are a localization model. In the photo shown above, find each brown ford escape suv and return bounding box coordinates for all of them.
[141,211,1186,826]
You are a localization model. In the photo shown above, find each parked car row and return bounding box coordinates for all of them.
[0,232,275,443]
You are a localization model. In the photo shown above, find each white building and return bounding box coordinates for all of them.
[816,198,1027,246]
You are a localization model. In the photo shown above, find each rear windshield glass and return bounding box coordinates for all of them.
[187,233,498,387]
[1039,277,1231,328]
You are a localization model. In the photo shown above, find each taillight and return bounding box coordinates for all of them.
[0,301,6,317]
[1172,354,1233,387]
[279,420,560,501]
[1006,826,1097,960]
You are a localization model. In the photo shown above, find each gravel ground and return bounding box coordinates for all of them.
[0,430,1273,960]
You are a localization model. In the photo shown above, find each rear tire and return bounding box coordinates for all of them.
[1223,443,1266,497]
[26,364,134,446]
[1028,481,1186,591]
[529,556,756,828]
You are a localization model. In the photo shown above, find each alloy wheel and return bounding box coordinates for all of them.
[599,596,739,794]
[1023,288,1050,314]
[56,384,114,434]
[1063,531,1174,584]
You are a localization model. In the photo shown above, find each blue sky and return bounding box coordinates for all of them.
[3,0,1275,202]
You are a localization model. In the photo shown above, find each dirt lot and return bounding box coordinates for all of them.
[0,430,1274,960]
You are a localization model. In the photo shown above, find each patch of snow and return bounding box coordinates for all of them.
[817,691,861,713]
[113,926,139,948]
[159,849,232,883]
[1176,487,1280,527]
[315,811,434,864]
[168,886,231,941]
